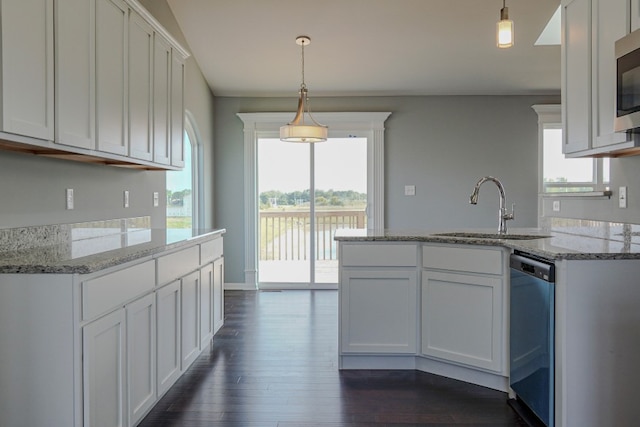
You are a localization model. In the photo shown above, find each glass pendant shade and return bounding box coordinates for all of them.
[280,36,328,143]
[497,5,514,48]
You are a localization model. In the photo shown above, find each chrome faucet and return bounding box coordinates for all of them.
[469,176,515,234]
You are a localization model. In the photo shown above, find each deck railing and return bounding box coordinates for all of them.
[259,209,366,261]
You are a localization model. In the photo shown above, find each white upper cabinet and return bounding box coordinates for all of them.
[153,34,172,165]
[592,0,632,148]
[55,0,95,150]
[128,9,154,161]
[563,0,639,156]
[632,0,640,32]
[96,0,129,156]
[0,0,54,140]
[562,0,591,155]
[0,0,188,168]
[170,51,186,168]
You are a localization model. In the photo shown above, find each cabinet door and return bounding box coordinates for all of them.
[181,270,200,369]
[96,0,128,155]
[170,51,185,167]
[83,308,126,427]
[157,280,181,397]
[128,9,153,161]
[0,0,54,140]
[199,263,214,348]
[592,0,632,148]
[153,34,171,165]
[55,0,95,149]
[562,0,592,154]
[213,257,225,334]
[422,270,503,372]
[126,293,156,426]
[632,0,640,32]
[340,269,417,354]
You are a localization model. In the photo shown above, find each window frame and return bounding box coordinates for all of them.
[534,104,609,195]
[184,111,203,231]
[166,111,202,238]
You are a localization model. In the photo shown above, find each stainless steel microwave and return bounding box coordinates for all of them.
[615,29,640,132]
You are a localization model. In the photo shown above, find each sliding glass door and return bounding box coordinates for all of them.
[257,137,367,286]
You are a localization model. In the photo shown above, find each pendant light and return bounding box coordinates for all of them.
[280,36,328,143]
[497,0,514,48]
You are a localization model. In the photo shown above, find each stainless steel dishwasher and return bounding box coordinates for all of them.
[508,251,555,427]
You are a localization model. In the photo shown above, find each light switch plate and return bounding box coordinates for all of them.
[404,185,416,196]
[552,200,560,212]
[66,188,74,210]
[124,190,130,208]
[153,192,159,207]
[619,186,627,208]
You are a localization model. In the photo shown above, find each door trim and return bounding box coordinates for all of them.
[237,112,391,288]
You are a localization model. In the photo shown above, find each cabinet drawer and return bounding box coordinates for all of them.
[200,237,223,265]
[341,243,417,267]
[82,260,155,321]
[157,245,199,285]
[422,245,503,275]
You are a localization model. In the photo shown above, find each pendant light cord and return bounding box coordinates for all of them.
[300,39,307,90]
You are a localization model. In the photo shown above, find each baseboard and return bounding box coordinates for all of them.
[224,282,257,291]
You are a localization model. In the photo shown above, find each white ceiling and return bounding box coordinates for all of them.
[165,0,561,97]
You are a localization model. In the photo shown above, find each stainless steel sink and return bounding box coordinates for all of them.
[432,232,550,240]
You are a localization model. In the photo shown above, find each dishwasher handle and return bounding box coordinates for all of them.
[510,253,555,283]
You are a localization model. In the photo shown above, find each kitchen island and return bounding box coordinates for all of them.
[335,218,640,427]
[0,217,225,427]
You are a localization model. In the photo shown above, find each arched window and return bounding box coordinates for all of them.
[167,112,201,240]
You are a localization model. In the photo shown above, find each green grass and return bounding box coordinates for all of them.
[167,216,192,229]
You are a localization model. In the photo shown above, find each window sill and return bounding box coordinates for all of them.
[542,190,613,199]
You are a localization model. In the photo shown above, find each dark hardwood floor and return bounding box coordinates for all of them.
[139,290,527,426]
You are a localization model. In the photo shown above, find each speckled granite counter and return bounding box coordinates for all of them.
[334,218,640,260]
[0,217,225,274]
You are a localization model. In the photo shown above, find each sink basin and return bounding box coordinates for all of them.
[433,232,550,240]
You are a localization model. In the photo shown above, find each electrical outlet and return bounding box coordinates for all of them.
[66,188,74,210]
[552,200,560,212]
[404,185,416,196]
[153,192,159,207]
[619,186,628,209]
[124,190,130,208]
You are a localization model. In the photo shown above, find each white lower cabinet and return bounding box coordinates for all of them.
[82,308,127,427]
[340,269,418,354]
[126,293,156,427]
[213,257,225,334]
[421,270,503,372]
[156,279,182,397]
[421,244,506,374]
[0,234,225,427]
[180,270,200,370]
[199,263,214,349]
[338,241,508,391]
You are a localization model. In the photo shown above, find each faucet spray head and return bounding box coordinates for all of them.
[469,190,479,205]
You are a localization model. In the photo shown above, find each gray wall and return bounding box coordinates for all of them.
[0,152,165,228]
[215,95,559,283]
[0,1,215,231]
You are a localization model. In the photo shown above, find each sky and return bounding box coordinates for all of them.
[258,137,367,194]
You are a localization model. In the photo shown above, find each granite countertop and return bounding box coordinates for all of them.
[0,218,225,274]
[334,218,640,261]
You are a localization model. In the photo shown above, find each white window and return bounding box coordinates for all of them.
[534,105,609,194]
[166,113,201,241]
